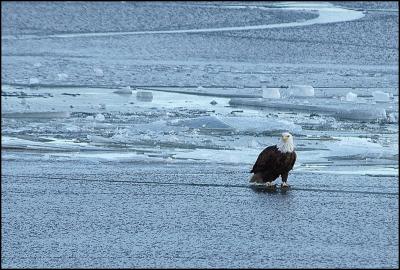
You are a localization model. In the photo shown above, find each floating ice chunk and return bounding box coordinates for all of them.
[262,88,281,99]
[57,73,69,80]
[86,115,94,120]
[372,91,390,102]
[172,116,233,131]
[325,137,384,159]
[345,92,357,102]
[218,116,302,134]
[98,104,106,110]
[288,85,314,97]
[95,113,105,121]
[29,77,40,85]
[113,86,132,95]
[93,68,104,77]
[136,91,153,102]
[33,62,42,68]
[335,107,387,121]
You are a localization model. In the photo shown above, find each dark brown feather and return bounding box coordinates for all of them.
[250,145,296,183]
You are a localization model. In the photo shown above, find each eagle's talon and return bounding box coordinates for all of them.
[281,182,290,188]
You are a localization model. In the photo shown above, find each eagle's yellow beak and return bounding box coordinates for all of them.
[282,136,288,142]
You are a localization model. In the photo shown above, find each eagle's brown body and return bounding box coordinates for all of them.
[250,145,296,184]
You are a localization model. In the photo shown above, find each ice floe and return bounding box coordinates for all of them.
[287,85,315,97]
[1,84,397,175]
[95,113,105,121]
[335,107,387,121]
[372,91,390,102]
[324,137,394,160]
[345,92,358,102]
[229,98,389,121]
[262,88,281,99]
[218,116,302,134]
[171,116,233,132]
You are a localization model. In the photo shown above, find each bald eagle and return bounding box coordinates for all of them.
[250,132,296,187]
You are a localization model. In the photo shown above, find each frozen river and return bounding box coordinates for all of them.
[1,1,399,268]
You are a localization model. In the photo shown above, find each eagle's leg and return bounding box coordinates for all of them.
[281,172,290,187]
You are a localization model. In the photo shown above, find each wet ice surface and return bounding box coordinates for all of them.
[1,1,399,268]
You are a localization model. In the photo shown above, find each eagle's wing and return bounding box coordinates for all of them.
[250,146,278,173]
[289,152,296,170]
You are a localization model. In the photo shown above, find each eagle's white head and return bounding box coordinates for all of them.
[277,132,295,153]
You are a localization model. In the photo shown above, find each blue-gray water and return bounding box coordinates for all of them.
[2,159,398,268]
